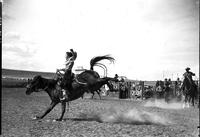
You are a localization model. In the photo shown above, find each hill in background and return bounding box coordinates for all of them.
[2,68,56,79]
[2,68,156,86]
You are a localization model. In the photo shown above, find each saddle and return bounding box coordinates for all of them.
[74,75,88,85]
[74,70,99,85]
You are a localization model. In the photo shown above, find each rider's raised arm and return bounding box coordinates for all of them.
[70,49,77,60]
[190,72,195,76]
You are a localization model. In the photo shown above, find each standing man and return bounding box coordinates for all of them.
[164,78,169,89]
[163,78,171,100]
[168,78,172,87]
[175,77,181,96]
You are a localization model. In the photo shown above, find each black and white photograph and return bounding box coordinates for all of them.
[1,0,199,136]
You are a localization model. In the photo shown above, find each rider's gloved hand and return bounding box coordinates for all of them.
[56,69,60,73]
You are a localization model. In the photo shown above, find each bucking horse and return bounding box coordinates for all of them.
[25,55,116,121]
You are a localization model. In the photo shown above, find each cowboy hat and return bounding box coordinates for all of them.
[185,67,190,71]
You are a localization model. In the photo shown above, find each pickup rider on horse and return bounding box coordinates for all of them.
[56,49,77,101]
[183,67,196,87]
[182,67,198,97]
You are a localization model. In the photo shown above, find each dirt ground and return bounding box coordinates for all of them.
[2,88,199,137]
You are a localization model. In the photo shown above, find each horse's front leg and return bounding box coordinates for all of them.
[96,90,101,99]
[56,102,66,121]
[186,95,190,108]
[33,101,58,120]
[91,91,95,99]
[81,94,84,99]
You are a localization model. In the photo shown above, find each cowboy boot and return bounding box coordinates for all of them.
[60,89,69,101]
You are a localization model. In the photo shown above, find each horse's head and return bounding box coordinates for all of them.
[25,75,43,95]
[182,77,193,90]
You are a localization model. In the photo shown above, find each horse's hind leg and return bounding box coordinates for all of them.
[191,96,195,107]
[56,102,66,121]
[34,101,58,120]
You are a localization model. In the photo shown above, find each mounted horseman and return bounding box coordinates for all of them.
[183,67,197,88]
[181,67,198,107]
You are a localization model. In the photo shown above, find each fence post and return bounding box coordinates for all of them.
[140,81,144,100]
[173,82,176,97]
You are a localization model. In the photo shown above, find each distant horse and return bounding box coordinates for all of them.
[26,55,115,121]
[181,77,198,108]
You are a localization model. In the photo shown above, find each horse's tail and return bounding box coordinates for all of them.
[90,55,115,70]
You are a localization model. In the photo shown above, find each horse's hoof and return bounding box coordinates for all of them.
[32,116,41,120]
[32,117,37,120]
[53,119,63,122]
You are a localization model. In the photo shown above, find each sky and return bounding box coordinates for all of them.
[2,0,199,80]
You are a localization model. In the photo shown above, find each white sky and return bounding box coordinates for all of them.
[2,0,199,80]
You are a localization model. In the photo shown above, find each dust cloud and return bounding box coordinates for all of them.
[79,107,172,125]
[144,99,183,109]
